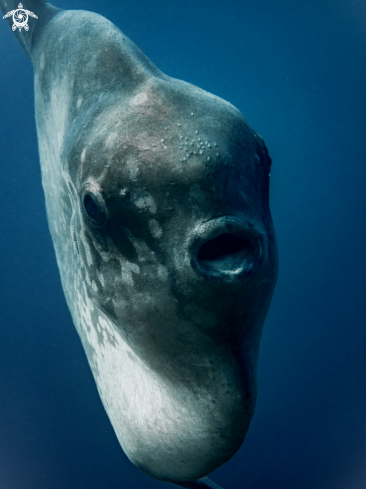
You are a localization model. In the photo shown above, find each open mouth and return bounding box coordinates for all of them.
[191,217,263,278]
[197,233,253,272]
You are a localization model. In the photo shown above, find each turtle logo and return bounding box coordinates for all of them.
[2,3,38,31]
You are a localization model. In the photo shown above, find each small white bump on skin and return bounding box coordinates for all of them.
[133,192,157,214]
[77,95,83,109]
[148,219,163,239]
[92,281,98,292]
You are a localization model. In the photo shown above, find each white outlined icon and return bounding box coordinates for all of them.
[3,3,38,31]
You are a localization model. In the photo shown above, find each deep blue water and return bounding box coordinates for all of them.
[1,0,366,488]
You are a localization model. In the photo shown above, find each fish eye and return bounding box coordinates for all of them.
[81,182,107,227]
[84,194,99,218]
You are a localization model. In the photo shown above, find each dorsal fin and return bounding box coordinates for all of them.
[0,0,60,57]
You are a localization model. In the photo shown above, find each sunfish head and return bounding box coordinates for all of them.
[63,75,278,482]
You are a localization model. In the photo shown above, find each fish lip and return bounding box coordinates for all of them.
[189,216,265,281]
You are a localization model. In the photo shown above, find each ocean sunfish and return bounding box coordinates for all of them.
[1,1,278,487]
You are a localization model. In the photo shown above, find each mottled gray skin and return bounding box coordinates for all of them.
[1,0,278,485]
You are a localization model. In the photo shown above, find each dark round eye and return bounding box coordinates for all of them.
[81,182,107,227]
[84,194,99,218]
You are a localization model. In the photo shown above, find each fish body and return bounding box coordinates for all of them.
[1,1,278,484]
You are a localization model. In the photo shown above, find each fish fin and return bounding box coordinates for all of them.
[174,476,224,489]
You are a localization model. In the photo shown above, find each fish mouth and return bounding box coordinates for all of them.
[190,217,264,280]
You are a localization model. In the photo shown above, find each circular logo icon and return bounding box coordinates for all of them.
[2,3,38,32]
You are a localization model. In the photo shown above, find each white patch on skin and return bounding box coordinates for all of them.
[74,291,214,478]
[77,95,83,109]
[120,260,137,285]
[85,272,91,286]
[92,281,98,292]
[104,237,140,285]
[123,228,155,264]
[81,147,87,163]
[125,156,139,181]
[148,219,163,238]
[97,271,105,287]
[39,52,45,71]
[157,264,169,281]
[131,91,149,106]
[133,192,157,214]
[99,248,112,262]
[112,296,128,312]
[79,232,94,267]
[106,132,119,148]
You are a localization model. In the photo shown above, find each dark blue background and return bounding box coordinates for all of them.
[1,0,366,488]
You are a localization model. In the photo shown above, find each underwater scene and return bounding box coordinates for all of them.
[0,0,365,488]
